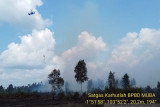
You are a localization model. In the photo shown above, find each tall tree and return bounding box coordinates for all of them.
[7,84,14,93]
[122,73,130,89]
[48,69,64,93]
[108,71,117,89]
[157,81,160,92]
[74,60,88,94]
[0,85,4,93]
[145,85,153,93]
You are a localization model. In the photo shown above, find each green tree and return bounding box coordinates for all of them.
[48,69,64,93]
[122,73,130,89]
[74,60,88,94]
[157,81,160,90]
[7,84,14,93]
[108,71,118,89]
[0,85,4,93]
[157,81,160,97]
[145,85,153,93]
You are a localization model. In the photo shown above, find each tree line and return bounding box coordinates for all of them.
[0,82,45,93]
[0,59,160,99]
[48,59,160,99]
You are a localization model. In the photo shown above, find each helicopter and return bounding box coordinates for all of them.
[28,9,35,15]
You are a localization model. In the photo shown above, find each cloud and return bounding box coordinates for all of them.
[0,28,55,69]
[0,65,54,87]
[0,28,55,87]
[52,31,107,83]
[1,27,160,88]
[0,0,51,29]
[108,32,139,67]
[109,28,160,66]
[108,28,160,87]
[0,31,107,88]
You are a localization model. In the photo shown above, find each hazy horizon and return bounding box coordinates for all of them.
[0,0,160,89]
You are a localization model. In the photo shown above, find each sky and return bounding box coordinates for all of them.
[0,0,160,88]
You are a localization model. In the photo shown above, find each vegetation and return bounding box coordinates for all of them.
[74,60,88,95]
[108,71,118,89]
[48,69,64,100]
[0,59,160,106]
[0,82,46,94]
[122,73,130,89]
[48,69,64,92]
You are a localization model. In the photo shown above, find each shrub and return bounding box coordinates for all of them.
[57,91,65,99]
[73,92,80,98]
